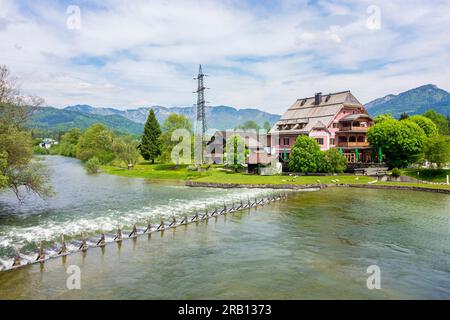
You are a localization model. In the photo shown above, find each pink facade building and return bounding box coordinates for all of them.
[270,91,375,164]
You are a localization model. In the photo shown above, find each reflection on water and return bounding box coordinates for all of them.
[0,156,449,299]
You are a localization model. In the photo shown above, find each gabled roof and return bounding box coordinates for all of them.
[270,91,364,134]
[339,113,372,122]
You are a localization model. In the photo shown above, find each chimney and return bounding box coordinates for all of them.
[315,92,322,105]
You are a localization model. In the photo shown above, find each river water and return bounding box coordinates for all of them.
[0,156,449,299]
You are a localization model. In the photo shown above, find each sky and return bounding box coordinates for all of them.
[1,0,450,114]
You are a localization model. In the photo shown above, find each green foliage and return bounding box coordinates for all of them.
[112,136,140,167]
[424,135,450,168]
[58,128,81,157]
[140,109,162,163]
[235,120,260,131]
[322,148,347,173]
[368,119,427,168]
[423,109,449,135]
[408,115,438,137]
[0,152,8,188]
[0,64,53,200]
[263,121,272,132]
[6,160,53,201]
[404,168,450,182]
[85,157,101,174]
[374,114,394,123]
[391,167,401,178]
[399,112,409,120]
[33,145,50,155]
[225,135,249,172]
[288,135,324,173]
[159,114,192,163]
[76,124,115,164]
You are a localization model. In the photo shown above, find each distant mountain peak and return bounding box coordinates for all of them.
[364,84,450,117]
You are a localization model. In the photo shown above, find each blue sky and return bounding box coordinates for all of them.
[1,0,449,113]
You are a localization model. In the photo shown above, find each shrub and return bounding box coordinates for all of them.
[391,167,401,178]
[85,157,101,174]
[33,145,49,155]
[288,135,324,173]
[322,149,347,173]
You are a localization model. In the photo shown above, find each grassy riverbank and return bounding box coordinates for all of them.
[402,168,450,183]
[101,161,450,191]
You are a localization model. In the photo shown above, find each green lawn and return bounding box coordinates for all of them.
[101,161,450,191]
[194,170,374,185]
[101,163,210,180]
[402,168,450,183]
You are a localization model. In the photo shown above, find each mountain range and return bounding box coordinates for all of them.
[364,84,450,117]
[28,84,450,135]
[29,105,281,135]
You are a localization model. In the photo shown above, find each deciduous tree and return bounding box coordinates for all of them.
[288,135,324,173]
[368,119,426,168]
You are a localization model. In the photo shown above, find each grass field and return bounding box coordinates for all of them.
[402,168,450,183]
[102,161,450,191]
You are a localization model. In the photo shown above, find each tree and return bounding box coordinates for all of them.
[159,114,192,163]
[112,136,140,168]
[140,109,162,163]
[367,119,426,168]
[225,135,249,172]
[58,128,81,157]
[407,115,438,137]
[0,65,52,201]
[374,113,394,123]
[288,135,324,173]
[322,148,347,173]
[423,109,449,135]
[76,123,115,164]
[235,120,260,131]
[85,157,101,174]
[263,121,272,132]
[399,112,409,120]
[424,135,450,168]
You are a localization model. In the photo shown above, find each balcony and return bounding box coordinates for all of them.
[338,126,369,132]
[337,142,370,148]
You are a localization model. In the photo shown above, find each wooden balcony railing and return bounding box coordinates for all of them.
[338,126,369,132]
[337,142,369,148]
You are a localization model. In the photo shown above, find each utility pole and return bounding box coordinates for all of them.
[194,64,208,166]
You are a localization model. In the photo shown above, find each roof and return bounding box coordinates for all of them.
[339,113,373,122]
[247,151,277,165]
[270,91,364,134]
[207,130,265,149]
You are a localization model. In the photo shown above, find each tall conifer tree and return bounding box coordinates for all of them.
[140,109,162,163]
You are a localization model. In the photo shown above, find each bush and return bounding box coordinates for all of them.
[85,157,101,174]
[391,167,401,178]
[33,145,49,155]
[322,149,347,173]
[288,136,324,173]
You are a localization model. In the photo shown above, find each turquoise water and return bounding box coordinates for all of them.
[0,156,449,299]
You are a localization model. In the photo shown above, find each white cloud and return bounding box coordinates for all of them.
[0,0,449,114]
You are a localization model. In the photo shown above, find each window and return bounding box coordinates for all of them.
[283,138,290,145]
[357,136,365,142]
[349,136,356,143]
[330,138,335,145]
[315,138,324,145]
[332,123,338,128]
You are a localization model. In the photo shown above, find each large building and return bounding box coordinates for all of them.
[270,91,376,164]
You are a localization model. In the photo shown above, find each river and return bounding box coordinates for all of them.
[0,156,449,299]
